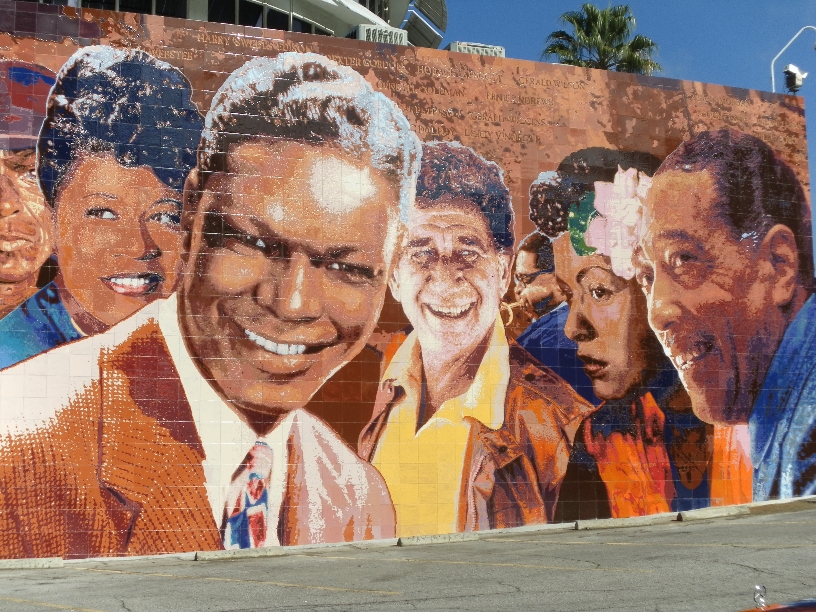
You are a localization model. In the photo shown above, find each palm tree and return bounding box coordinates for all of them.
[542,4,661,75]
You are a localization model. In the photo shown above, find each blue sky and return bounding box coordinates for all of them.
[442,0,816,182]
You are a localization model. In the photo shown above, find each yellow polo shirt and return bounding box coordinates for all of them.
[371,317,509,537]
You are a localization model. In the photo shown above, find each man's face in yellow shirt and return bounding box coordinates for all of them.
[390,197,512,358]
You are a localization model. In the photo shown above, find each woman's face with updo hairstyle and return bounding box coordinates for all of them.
[54,153,184,327]
[553,233,659,400]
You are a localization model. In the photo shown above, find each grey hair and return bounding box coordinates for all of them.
[198,53,421,222]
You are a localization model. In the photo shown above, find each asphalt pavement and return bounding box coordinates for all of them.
[1,501,815,612]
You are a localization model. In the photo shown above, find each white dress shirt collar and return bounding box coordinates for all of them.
[156,293,295,543]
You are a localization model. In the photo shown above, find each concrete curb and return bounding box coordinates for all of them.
[0,557,63,570]
[397,532,479,546]
[748,494,816,515]
[677,505,750,521]
[195,547,286,561]
[65,552,197,564]
[474,522,576,539]
[576,512,677,530]
[7,495,816,568]
[195,538,400,561]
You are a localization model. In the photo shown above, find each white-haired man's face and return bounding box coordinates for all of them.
[390,199,512,359]
[180,138,401,425]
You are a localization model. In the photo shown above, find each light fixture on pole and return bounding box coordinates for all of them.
[771,25,816,93]
[784,64,808,94]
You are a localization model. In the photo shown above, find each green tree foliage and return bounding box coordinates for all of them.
[542,4,661,75]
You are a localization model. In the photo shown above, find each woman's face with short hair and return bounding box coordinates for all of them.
[54,153,184,327]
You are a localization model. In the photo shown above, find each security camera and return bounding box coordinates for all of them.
[783,64,808,94]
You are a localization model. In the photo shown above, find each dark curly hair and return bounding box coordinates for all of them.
[529,147,662,239]
[655,130,813,285]
[517,231,554,273]
[416,141,514,251]
[38,46,203,208]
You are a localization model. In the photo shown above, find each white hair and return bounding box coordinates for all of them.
[200,53,421,223]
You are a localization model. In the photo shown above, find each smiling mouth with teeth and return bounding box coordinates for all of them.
[671,339,715,371]
[425,302,475,319]
[0,238,31,252]
[100,273,164,296]
[244,329,314,357]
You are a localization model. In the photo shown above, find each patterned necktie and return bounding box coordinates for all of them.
[222,441,275,549]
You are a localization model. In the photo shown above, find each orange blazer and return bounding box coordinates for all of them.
[0,319,395,559]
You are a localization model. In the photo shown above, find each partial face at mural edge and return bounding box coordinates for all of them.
[0,148,54,284]
[636,168,797,425]
[54,152,184,328]
[513,249,560,316]
[390,198,512,360]
[179,138,402,424]
[553,233,656,401]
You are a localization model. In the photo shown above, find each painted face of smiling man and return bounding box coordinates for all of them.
[176,55,421,428]
[180,138,402,418]
[391,195,511,358]
[635,131,811,425]
[388,141,514,364]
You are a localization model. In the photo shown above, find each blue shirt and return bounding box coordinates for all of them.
[0,281,82,370]
[750,294,816,501]
[516,303,600,405]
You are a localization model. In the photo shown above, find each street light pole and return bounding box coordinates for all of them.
[771,25,816,93]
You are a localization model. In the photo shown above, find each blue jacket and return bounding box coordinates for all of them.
[0,282,82,370]
[516,304,600,405]
[750,294,816,500]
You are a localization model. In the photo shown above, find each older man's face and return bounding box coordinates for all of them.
[636,169,777,424]
[0,148,53,283]
[513,250,559,316]
[180,138,400,418]
[391,198,511,356]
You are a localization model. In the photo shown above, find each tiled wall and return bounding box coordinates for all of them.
[0,0,812,559]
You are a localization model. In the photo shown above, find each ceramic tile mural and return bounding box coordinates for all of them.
[0,0,813,559]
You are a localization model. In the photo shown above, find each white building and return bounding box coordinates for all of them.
[55,0,447,48]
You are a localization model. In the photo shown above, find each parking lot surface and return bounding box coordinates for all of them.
[1,503,815,611]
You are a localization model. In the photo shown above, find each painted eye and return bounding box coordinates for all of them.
[589,285,613,301]
[411,249,435,265]
[635,268,654,290]
[459,249,479,263]
[86,207,118,220]
[20,168,37,184]
[233,233,281,257]
[149,211,182,226]
[325,261,376,283]
[669,251,697,270]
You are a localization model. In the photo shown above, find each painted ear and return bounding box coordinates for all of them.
[388,268,403,305]
[181,169,199,226]
[180,169,201,263]
[764,224,800,308]
[498,251,513,297]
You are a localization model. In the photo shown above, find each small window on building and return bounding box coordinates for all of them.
[208,0,234,24]
[266,7,289,31]
[155,0,187,18]
[118,0,152,14]
[359,0,389,20]
[238,0,262,26]
[291,16,311,34]
[82,0,116,10]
